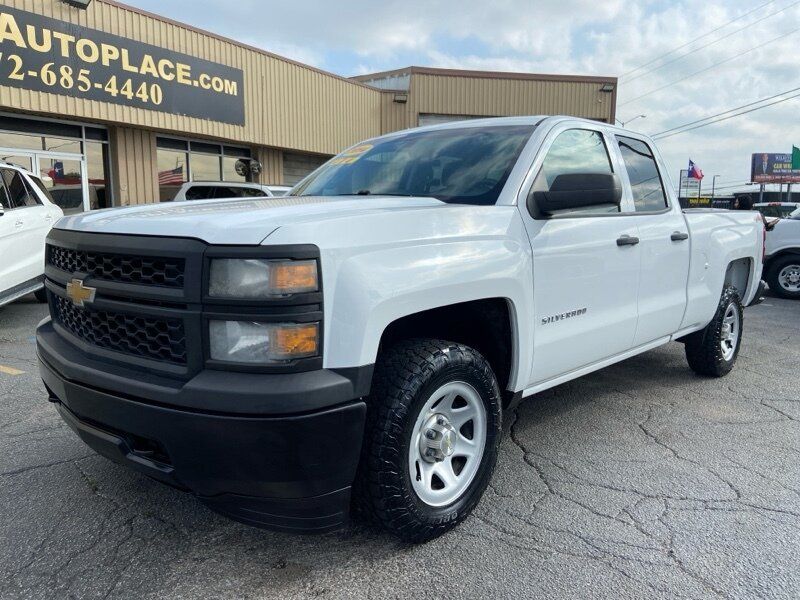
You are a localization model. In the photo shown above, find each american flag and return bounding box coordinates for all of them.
[158,166,184,185]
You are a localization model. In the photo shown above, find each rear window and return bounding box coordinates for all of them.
[1,168,40,208]
[293,125,536,205]
[29,175,55,203]
[617,136,668,212]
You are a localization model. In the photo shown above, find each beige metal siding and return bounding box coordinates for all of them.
[409,73,614,125]
[0,0,385,155]
[256,147,283,186]
[109,126,158,205]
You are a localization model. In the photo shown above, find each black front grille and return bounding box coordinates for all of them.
[48,246,185,288]
[53,296,187,365]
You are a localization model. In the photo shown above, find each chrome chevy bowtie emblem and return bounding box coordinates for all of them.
[66,278,96,307]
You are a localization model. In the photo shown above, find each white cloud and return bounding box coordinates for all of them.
[126,0,800,191]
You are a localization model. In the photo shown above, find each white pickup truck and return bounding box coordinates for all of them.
[36,117,765,542]
[764,214,800,299]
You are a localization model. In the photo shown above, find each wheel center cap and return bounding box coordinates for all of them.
[419,414,457,463]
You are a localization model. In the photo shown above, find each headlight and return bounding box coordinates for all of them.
[209,320,319,364]
[208,259,318,298]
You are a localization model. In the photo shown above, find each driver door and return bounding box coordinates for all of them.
[518,126,641,387]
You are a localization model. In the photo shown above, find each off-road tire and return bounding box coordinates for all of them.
[34,288,47,303]
[765,255,800,300]
[354,339,502,543]
[684,285,743,377]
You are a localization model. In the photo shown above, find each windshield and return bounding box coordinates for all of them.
[292,124,536,205]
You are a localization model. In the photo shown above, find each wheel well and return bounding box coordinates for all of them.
[378,299,514,396]
[724,258,752,298]
[766,249,800,272]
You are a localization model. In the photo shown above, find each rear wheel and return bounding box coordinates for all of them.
[684,285,743,377]
[354,339,501,542]
[766,256,800,299]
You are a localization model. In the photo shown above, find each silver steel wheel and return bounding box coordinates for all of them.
[408,381,487,507]
[720,302,740,361]
[777,264,800,293]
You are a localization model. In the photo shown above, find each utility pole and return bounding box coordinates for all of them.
[711,175,720,199]
[759,184,765,203]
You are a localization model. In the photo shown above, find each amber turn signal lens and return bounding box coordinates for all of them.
[271,261,318,294]
[271,323,319,359]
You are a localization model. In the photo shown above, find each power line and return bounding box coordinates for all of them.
[621,0,777,79]
[623,0,800,84]
[652,84,800,137]
[620,25,800,107]
[653,90,800,140]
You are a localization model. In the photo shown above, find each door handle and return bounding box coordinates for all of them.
[616,234,640,246]
[671,231,689,241]
[14,219,23,229]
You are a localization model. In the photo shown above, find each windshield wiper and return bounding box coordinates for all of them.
[326,191,415,197]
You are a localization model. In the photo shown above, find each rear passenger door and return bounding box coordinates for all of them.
[615,135,690,345]
[520,126,642,386]
[0,168,45,289]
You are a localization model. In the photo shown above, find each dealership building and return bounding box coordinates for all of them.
[0,0,617,213]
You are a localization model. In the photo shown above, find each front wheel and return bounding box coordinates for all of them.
[684,285,743,377]
[354,339,501,543]
[766,256,800,299]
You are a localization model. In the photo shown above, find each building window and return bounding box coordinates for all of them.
[157,137,251,201]
[0,115,112,212]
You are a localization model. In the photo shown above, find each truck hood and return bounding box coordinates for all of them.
[55,196,446,244]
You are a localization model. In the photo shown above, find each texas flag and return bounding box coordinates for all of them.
[687,159,704,180]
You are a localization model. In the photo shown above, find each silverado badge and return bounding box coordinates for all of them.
[66,279,96,307]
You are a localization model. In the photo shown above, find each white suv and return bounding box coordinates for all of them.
[0,163,63,308]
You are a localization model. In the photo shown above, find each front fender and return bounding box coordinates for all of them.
[327,238,531,374]
[263,205,534,391]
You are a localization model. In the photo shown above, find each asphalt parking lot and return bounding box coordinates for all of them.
[1,294,798,600]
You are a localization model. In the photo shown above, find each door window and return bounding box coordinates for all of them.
[0,172,10,209]
[183,186,214,201]
[532,129,617,216]
[215,187,267,198]
[617,136,668,212]
[1,169,40,208]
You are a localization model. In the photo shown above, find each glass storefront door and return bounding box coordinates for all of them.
[0,116,112,215]
[37,155,88,215]
[0,149,88,215]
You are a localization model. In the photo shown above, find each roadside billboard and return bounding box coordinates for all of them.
[751,153,800,184]
[679,169,701,198]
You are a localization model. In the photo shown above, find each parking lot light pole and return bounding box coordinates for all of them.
[711,175,720,199]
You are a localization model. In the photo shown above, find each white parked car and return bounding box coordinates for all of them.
[764,213,800,299]
[0,162,63,308]
[171,181,275,201]
[37,117,764,542]
[266,185,292,196]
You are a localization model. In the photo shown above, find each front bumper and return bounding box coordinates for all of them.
[38,319,370,533]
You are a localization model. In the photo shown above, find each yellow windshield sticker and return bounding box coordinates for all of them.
[330,144,373,165]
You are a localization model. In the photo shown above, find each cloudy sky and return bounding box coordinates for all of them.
[127,0,800,196]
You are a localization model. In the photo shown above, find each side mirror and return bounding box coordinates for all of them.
[530,173,622,216]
